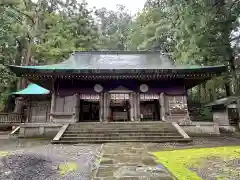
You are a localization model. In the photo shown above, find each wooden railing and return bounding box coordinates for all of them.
[0,113,22,124]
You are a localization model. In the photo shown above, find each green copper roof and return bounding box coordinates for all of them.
[7,51,226,71]
[12,84,50,95]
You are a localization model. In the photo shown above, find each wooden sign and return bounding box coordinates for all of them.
[80,94,99,100]
[110,94,129,100]
[140,94,159,100]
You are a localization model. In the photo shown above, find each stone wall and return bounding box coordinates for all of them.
[219,125,238,133]
[180,122,220,136]
[213,110,229,126]
[18,123,63,138]
[51,113,76,123]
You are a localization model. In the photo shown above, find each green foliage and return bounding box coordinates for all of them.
[153,146,240,180]
[130,0,236,65]
[0,65,16,111]
[95,5,133,50]
[0,151,9,157]
[0,0,100,109]
[128,0,240,103]
[0,0,240,111]
[58,162,78,176]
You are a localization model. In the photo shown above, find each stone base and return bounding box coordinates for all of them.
[180,122,220,136]
[17,123,63,138]
[219,126,238,133]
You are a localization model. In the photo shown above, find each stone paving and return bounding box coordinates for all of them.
[93,143,175,180]
[93,135,240,180]
[1,133,240,180]
[0,134,101,180]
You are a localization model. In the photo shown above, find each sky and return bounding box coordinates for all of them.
[86,0,146,14]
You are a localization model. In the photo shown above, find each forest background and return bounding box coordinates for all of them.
[0,0,240,120]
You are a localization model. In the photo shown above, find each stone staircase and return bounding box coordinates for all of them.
[52,122,191,144]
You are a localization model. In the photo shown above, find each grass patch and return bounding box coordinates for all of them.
[58,162,78,175]
[0,151,9,157]
[152,146,240,180]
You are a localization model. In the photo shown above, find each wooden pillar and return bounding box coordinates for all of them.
[103,92,109,122]
[74,93,80,123]
[50,91,56,122]
[79,99,83,122]
[103,93,106,121]
[159,93,165,121]
[50,79,56,122]
[106,93,110,122]
[99,93,104,122]
[136,93,140,121]
[132,92,137,121]
[129,93,134,121]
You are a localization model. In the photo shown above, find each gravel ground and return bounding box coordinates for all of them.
[190,157,240,180]
[145,134,240,151]
[0,135,101,180]
[1,133,240,180]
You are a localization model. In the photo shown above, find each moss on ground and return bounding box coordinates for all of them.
[153,146,240,180]
[0,151,9,157]
[58,162,78,175]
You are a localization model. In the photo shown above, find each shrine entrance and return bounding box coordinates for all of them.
[109,93,130,122]
[79,94,100,122]
[140,94,161,121]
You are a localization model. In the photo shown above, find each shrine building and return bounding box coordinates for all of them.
[8,51,227,124]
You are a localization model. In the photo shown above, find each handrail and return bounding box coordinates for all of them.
[53,124,69,141]
[0,113,22,124]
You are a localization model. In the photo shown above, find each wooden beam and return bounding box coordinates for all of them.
[99,93,104,122]
[136,93,140,121]
[159,93,166,121]
[129,93,134,121]
[74,93,80,123]
[49,79,56,122]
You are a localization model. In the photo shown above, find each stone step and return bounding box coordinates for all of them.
[71,122,172,124]
[69,124,173,126]
[63,134,180,138]
[69,126,174,129]
[67,126,176,129]
[60,136,183,140]
[52,138,190,144]
[51,122,192,144]
[67,129,176,133]
[63,132,179,136]
[65,129,178,134]
[69,123,173,127]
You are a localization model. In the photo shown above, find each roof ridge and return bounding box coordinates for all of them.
[73,50,169,55]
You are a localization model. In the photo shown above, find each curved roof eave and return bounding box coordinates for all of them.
[6,64,228,75]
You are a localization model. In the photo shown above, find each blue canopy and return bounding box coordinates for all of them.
[12,84,50,95]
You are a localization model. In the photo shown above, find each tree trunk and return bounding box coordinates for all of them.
[202,83,207,102]
[225,82,231,96]
[198,85,201,102]
[22,42,32,88]
[212,82,216,101]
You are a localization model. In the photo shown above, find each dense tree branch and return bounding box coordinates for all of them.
[231,35,240,42]
[9,5,35,24]
[229,0,240,11]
